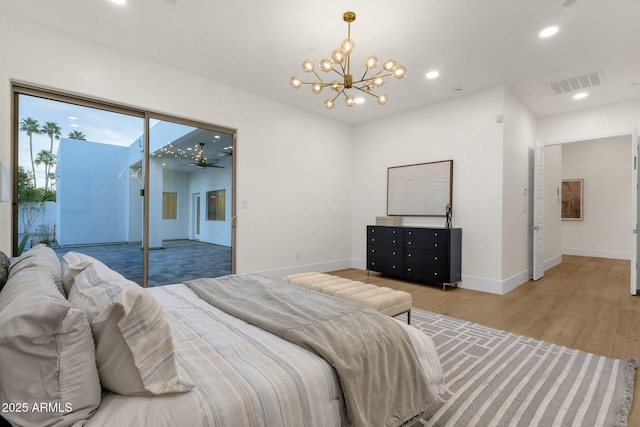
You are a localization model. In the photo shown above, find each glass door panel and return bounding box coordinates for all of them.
[147,118,233,286]
[16,93,145,284]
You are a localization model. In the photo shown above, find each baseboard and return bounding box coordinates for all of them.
[458,271,530,295]
[562,248,630,260]
[351,259,529,295]
[544,254,562,270]
[256,259,353,281]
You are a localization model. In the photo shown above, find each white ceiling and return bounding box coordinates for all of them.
[1,0,639,125]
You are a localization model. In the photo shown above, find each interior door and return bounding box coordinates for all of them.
[631,127,639,295]
[532,141,545,280]
[193,193,201,240]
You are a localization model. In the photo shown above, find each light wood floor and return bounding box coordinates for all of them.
[330,255,640,425]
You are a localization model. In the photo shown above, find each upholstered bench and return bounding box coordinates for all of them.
[281,272,413,324]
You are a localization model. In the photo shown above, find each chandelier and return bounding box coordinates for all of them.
[289,11,407,109]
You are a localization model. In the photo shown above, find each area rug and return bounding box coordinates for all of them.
[404,308,637,427]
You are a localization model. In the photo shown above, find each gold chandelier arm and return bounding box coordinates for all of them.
[352,86,381,98]
[351,71,393,86]
[312,70,325,82]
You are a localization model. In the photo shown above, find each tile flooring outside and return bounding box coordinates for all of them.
[53,239,231,286]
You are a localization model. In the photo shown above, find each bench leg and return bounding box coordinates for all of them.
[407,309,411,325]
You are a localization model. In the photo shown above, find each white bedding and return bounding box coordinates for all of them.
[86,283,444,427]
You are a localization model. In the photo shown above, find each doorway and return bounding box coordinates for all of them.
[541,132,633,290]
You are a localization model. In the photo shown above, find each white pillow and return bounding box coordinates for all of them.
[0,265,101,427]
[68,262,193,396]
[61,251,99,295]
[10,244,64,297]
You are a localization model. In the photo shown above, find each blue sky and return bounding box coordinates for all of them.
[17,94,145,182]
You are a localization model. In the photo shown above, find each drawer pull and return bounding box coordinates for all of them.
[392,240,396,244]
[371,229,375,233]
[392,230,397,234]
[408,231,412,235]
[434,243,438,247]
[392,265,396,269]
[371,249,375,253]
[408,241,412,245]
[434,272,438,276]
[434,256,438,260]
[408,268,412,272]
[392,251,396,255]
[434,232,438,237]
[408,253,412,257]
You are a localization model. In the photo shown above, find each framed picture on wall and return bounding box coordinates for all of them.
[561,178,583,221]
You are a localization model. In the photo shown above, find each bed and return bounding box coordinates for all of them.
[0,245,446,427]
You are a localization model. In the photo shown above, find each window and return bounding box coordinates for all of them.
[207,189,225,221]
[163,192,178,220]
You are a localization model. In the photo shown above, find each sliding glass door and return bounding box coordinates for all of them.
[13,86,235,286]
[146,116,234,286]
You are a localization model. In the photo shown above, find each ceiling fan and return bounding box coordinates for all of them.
[190,143,225,169]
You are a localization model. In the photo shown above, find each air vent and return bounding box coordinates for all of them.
[547,71,604,95]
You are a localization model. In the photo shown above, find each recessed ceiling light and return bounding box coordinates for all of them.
[68,116,78,120]
[110,0,126,5]
[355,97,365,104]
[539,26,559,38]
[70,123,79,127]
[573,92,588,100]
[426,70,440,79]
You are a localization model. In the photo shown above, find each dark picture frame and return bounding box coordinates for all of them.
[561,178,583,221]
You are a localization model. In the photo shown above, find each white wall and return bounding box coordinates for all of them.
[501,89,537,289]
[56,139,130,245]
[561,136,630,259]
[0,13,353,278]
[351,86,527,293]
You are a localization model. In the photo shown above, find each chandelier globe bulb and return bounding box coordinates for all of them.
[320,58,334,72]
[290,76,303,89]
[302,59,315,73]
[364,54,378,70]
[383,58,397,72]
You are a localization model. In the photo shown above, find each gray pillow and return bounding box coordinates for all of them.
[0,265,101,427]
[68,261,193,395]
[0,250,9,291]
[9,244,64,297]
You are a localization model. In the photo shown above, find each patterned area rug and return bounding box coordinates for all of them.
[404,308,637,427]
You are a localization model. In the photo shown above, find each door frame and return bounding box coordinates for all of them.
[544,130,635,291]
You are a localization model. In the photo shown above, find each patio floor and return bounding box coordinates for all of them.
[53,239,231,287]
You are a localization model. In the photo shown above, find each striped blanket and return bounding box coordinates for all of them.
[186,273,443,427]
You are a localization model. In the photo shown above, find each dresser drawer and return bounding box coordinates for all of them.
[368,245,402,260]
[368,235,402,247]
[368,226,403,238]
[404,263,447,282]
[404,248,447,266]
[367,258,402,274]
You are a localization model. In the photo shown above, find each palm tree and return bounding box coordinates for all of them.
[34,150,56,191]
[19,117,41,187]
[68,130,87,140]
[41,121,62,153]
